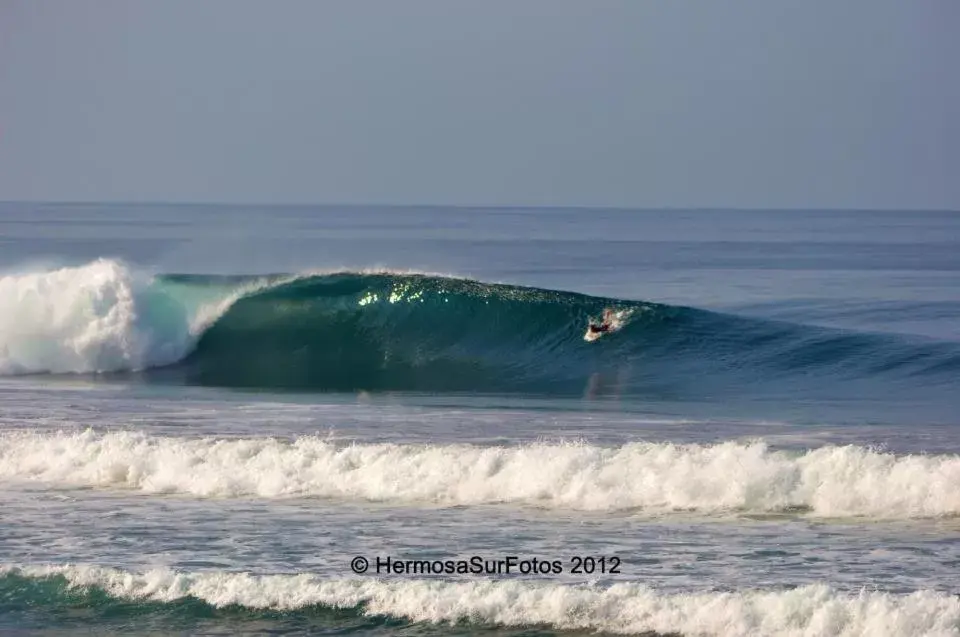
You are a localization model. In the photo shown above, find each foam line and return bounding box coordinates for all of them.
[2,431,958,518]
[2,564,958,636]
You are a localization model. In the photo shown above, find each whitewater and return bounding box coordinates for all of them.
[2,430,958,518]
[0,259,229,375]
[3,564,958,637]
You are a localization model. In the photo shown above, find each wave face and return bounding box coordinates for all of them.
[2,564,957,637]
[3,260,959,394]
[3,431,958,518]
[167,269,623,392]
[171,270,960,394]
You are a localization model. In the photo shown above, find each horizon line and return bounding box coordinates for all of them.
[0,199,957,213]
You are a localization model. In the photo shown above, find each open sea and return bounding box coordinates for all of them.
[1,203,958,636]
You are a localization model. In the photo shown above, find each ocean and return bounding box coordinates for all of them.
[0,203,958,636]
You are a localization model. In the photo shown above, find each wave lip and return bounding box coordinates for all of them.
[2,431,958,518]
[1,564,958,637]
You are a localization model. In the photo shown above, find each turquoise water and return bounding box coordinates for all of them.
[1,205,959,636]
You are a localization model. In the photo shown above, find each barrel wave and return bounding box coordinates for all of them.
[165,272,960,396]
[168,271,648,392]
[2,260,958,396]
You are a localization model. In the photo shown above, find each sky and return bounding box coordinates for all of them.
[0,1,957,209]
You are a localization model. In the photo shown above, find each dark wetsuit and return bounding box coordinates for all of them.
[588,323,610,334]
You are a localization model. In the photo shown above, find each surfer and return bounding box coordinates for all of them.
[587,323,609,335]
[588,309,615,334]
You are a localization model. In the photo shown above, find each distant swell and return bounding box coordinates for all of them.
[2,431,959,518]
[2,259,959,396]
[1,564,958,637]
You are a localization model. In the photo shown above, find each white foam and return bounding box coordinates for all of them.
[1,431,958,518]
[0,259,255,375]
[2,563,957,636]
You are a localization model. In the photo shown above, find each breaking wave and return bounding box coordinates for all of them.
[1,564,957,637]
[2,259,959,396]
[2,431,958,518]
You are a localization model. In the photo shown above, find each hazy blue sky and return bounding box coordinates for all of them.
[0,1,956,209]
